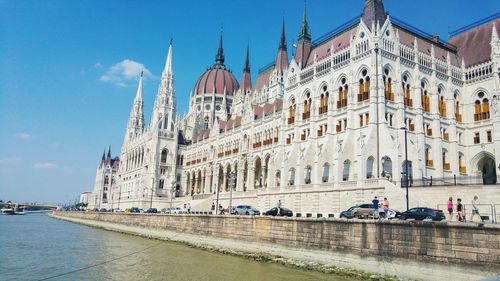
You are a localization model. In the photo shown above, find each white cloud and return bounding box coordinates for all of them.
[33,162,57,169]
[99,59,153,87]
[15,133,32,140]
[94,62,102,68]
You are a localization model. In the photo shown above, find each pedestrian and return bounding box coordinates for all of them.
[383,197,389,218]
[447,197,453,220]
[187,203,192,213]
[219,204,224,215]
[372,196,380,219]
[456,198,464,222]
[211,202,215,214]
[471,195,484,222]
[277,199,282,215]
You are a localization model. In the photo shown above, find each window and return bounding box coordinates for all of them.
[474,132,480,144]
[424,123,432,136]
[337,78,348,108]
[487,130,492,142]
[442,151,450,171]
[319,85,329,114]
[438,89,446,118]
[459,154,466,174]
[442,128,449,141]
[454,93,462,122]
[288,168,295,186]
[288,98,296,124]
[405,118,415,132]
[161,149,168,163]
[425,147,433,167]
[421,82,430,112]
[317,124,327,137]
[304,166,312,184]
[402,75,413,107]
[303,92,311,120]
[322,163,329,182]
[474,93,490,121]
[358,69,370,102]
[159,179,164,189]
[383,68,393,101]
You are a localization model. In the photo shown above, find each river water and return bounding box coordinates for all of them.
[0,214,357,281]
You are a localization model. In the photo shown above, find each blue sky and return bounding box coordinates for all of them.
[0,0,498,204]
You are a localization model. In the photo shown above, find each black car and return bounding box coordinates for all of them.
[263,207,293,217]
[398,207,445,221]
[146,208,158,213]
[339,205,359,219]
[99,208,107,212]
[92,208,99,212]
[130,207,141,213]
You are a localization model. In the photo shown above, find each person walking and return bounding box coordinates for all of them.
[471,195,484,222]
[187,203,192,213]
[277,200,282,215]
[211,202,215,214]
[456,198,464,222]
[372,196,380,219]
[219,204,224,215]
[447,197,453,220]
[383,197,389,219]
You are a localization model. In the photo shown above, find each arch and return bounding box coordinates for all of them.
[471,152,497,184]
[322,163,330,183]
[366,156,375,179]
[161,149,168,163]
[243,160,248,191]
[254,157,262,188]
[304,165,312,184]
[263,154,271,187]
[381,156,393,180]
[342,160,351,181]
[217,164,224,192]
[402,160,413,185]
[275,170,281,187]
[288,168,296,186]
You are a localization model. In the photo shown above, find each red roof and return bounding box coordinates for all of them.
[194,66,239,96]
[448,19,499,67]
[305,28,355,67]
[254,67,273,91]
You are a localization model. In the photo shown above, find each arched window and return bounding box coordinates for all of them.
[421,81,430,112]
[383,68,393,101]
[366,156,374,179]
[304,166,312,184]
[458,153,466,174]
[402,74,413,107]
[104,176,109,185]
[288,168,295,186]
[337,77,348,108]
[303,92,311,120]
[454,92,462,122]
[342,160,351,181]
[161,149,168,163]
[438,88,447,118]
[425,146,433,168]
[204,116,209,130]
[159,179,164,189]
[442,150,450,171]
[358,69,370,102]
[319,85,329,114]
[474,92,490,121]
[322,163,330,182]
[288,98,296,124]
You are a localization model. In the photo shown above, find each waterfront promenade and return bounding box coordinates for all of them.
[51,211,500,281]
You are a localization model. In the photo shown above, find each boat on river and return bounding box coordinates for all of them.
[1,205,25,215]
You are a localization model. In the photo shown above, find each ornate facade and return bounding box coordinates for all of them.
[88,1,500,213]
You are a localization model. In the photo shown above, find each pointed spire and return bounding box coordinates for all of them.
[298,6,311,42]
[243,44,250,73]
[215,31,225,66]
[361,0,387,31]
[135,70,143,101]
[163,39,173,76]
[107,146,111,159]
[101,150,106,161]
[279,17,287,50]
[492,22,498,42]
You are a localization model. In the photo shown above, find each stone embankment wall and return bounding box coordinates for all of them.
[53,211,500,267]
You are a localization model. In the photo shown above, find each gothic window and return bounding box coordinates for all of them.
[319,85,329,114]
[421,81,430,113]
[402,74,413,107]
[425,146,433,168]
[288,168,295,186]
[303,92,311,120]
[442,150,450,171]
[383,68,393,101]
[342,160,350,181]
[474,92,490,121]
[459,153,466,174]
[288,97,296,124]
[438,88,446,118]
[204,116,209,130]
[104,176,109,185]
[159,179,164,189]
[337,77,348,108]
[161,149,168,163]
[322,163,330,183]
[304,166,312,184]
[358,69,370,102]
[454,92,462,122]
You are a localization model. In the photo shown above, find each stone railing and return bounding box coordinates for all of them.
[465,61,493,84]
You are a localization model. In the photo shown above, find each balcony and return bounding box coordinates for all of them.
[459,166,467,174]
[287,117,295,125]
[426,160,434,168]
[302,112,311,120]
[455,114,462,122]
[443,163,450,171]
[404,98,413,107]
[385,92,394,101]
[317,130,323,137]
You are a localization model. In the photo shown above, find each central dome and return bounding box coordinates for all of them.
[193,32,239,96]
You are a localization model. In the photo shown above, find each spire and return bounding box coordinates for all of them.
[163,39,173,77]
[361,0,387,31]
[215,31,225,66]
[135,70,143,101]
[243,44,250,72]
[298,6,311,42]
[240,44,252,92]
[279,17,287,50]
[107,146,111,159]
[101,150,105,161]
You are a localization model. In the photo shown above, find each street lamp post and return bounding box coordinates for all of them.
[400,126,410,211]
[228,171,236,213]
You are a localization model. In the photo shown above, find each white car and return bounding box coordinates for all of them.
[112,208,123,213]
[164,207,186,214]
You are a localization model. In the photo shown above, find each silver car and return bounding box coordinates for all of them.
[233,205,260,215]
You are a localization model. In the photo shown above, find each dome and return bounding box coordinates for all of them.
[193,65,239,96]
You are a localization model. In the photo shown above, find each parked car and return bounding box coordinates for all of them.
[124,208,131,213]
[339,205,360,219]
[112,208,123,213]
[263,207,293,217]
[164,207,186,214]
[352,203,386,219]
[233,205,260,215]
[146,208,158,213]
[92,208,99,212]
[130,207,141,213]
[398,207,446,221]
